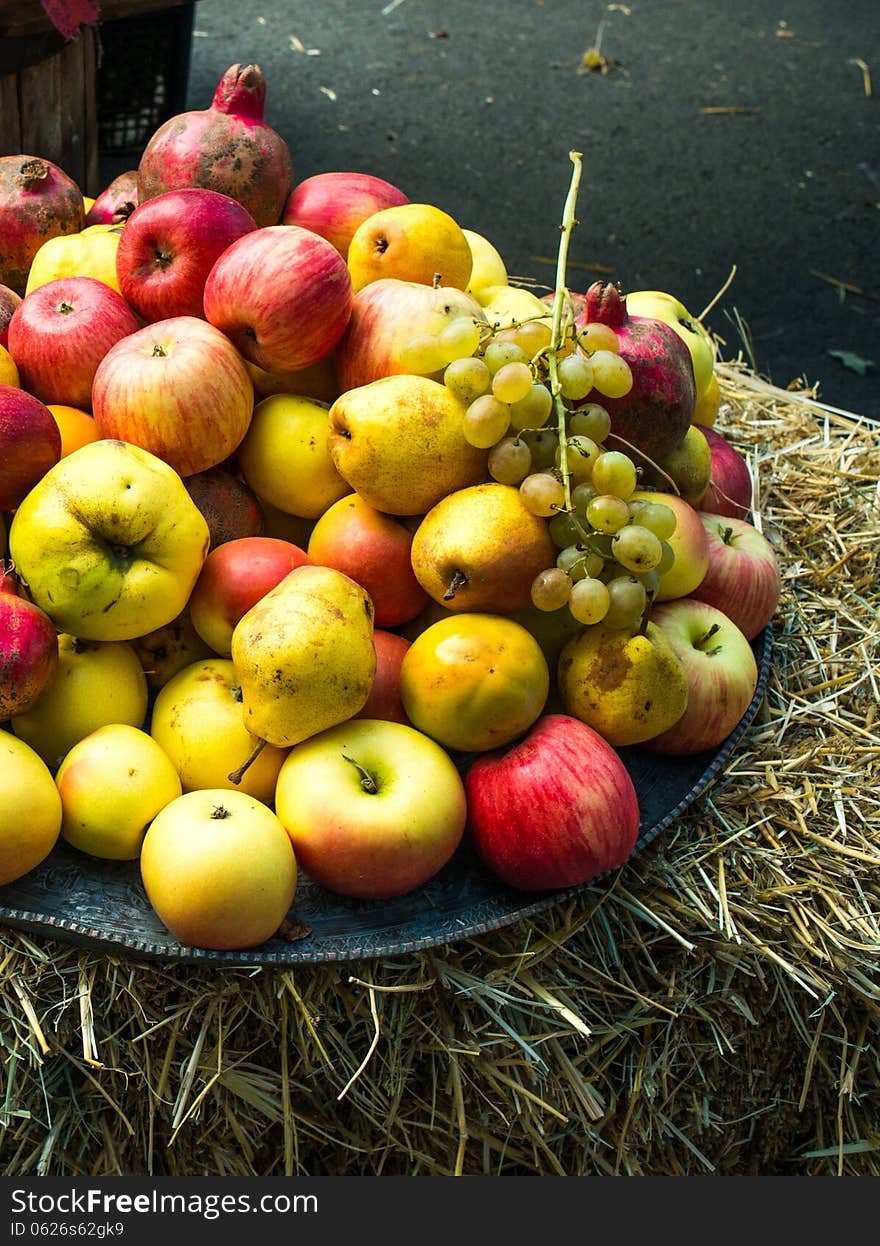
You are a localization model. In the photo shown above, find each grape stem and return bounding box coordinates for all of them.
[547,150,584,518]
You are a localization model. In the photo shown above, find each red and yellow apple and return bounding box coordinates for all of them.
[91,315,255,477]
[274,717,466,900]
[188,535,313,656]
[55,724,182,860]
[630,489,709,601]
[691,514,781,640]
[307,493,427,627]
[0,568,59,720]
[0,384,62,510]
[354,630,412,726]
[282,171,410,257]
[695,424,753,520]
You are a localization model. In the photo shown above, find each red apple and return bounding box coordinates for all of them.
[7,276,140,410]
[84,169,139,226]
[464,713,641,892]
[0,284,22,349]
[691,513,781,640]
[306,493,428,627]
[116,188,258,322]
[0,384,62,510]
[282,171,410,258]
[202,225,353,372]
[184,465,265,549]
[354,630,412,725]
[646,598,759,756]
[188,535,312,656]
[695,423,753,520]
[334,276,487,393]
[91,315,255,477]
[0,566,59,720]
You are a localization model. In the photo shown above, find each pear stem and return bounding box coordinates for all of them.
[228,736,267,785]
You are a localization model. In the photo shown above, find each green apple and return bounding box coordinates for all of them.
[274,718,467,900]
[625,289,715,398]
[12,634,149,771]
[56,724,182,860]
[8,439,210,643]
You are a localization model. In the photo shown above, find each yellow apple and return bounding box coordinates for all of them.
[140,787,298,951]
[149,657,288,804]
[56,724,182,860]
[11,634,149,771]
[235,393,352,520]
[8,439,210,642]
[624,290,715,398]
[0,728,62,885]
[474,284,552,329]
[462,228,508,297]
[346,202,473,293]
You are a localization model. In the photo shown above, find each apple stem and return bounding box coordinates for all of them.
[695,622,721,650]
[227,736,267,784]
[443,568,468,601]
[722,525,736,545]
[342,753,379,794]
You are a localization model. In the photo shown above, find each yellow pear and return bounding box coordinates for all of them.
[475,284,551,328]
[462,229,508,297]
[410,482,556,613]
[327,374,488,516]
[230,564,376,750]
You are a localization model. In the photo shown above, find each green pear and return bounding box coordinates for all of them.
[327,374,488,516]
[230,564,376,750]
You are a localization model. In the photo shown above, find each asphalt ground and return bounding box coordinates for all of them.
[110,0,880,419]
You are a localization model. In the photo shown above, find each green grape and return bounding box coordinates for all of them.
[569,403,612,443]
[508,382,553,431]
[590,350,634,399]
[611,524,664,573]
[603,575,648,630]
[520,428,558,470]
[548,510,581,549]
[578,322,620,354]
[559,435,600,483]
[487,435,532,484]
[585,531,615,559]
[627,496,651,521]
[483,340,528,375]
[571,480,599,516]
[519,471,566,516]
[530,567,572,611]
[586,493,631,534]
[504,319,553,359]
[444,355,492,403]
[569,576,611,625]
[557,353,595,401]
[636,501,678,541]
[657,541,676,576]
[438,316,483,363]
[492,361,534,404]
[557,545,604,581]
[634,567,661,598]
[591,450,637,499]
[463,395,511,448]
[399,332,446,374]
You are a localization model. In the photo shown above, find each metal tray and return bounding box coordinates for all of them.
[0,627,773,967]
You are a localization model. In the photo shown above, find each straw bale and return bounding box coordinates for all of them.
[1,362,878,1177]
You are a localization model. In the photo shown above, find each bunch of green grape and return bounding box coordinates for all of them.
[400,307,677,633]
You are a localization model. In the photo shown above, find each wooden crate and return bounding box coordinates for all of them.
[0,1,196,196]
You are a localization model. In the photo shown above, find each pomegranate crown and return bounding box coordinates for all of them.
[583,280,628,330]
[211,63,268,121]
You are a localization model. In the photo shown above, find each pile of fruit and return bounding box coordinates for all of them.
[0,64,782,952]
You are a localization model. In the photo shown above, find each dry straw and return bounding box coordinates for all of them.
[1,362,878,1177]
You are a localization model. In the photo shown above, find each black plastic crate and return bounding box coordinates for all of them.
[96,2,195,159]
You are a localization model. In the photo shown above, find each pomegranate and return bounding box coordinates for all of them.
[0,567,59,721]
[137,63,294,228]
[84,169,139,226]
[576,281,696,465]
[0,156,85,296]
